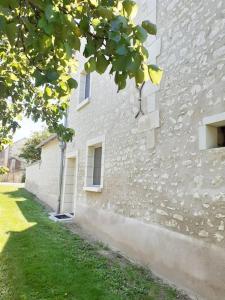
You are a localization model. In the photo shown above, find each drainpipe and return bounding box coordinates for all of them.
[57,112,68,214]
[57,140,66,214]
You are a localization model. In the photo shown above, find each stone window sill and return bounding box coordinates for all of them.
[83,186,102,193]
[76,98,90,111]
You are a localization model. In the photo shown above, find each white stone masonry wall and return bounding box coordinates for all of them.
[64,1,225,298]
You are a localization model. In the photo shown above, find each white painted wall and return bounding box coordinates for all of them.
[25,139,61,211]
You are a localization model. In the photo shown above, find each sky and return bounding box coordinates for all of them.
[13,118,44,142]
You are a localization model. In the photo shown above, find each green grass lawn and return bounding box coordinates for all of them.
[0,185,188,300]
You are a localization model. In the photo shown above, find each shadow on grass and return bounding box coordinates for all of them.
[2,188,35,202]
[0,188,187,300]
[0,188,119,300]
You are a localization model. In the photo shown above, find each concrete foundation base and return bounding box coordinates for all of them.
[75,203,225,300]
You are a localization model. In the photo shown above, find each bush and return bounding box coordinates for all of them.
[19,130,51,164]
[0,166,9,175]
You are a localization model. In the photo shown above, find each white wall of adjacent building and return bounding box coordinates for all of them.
[25,138,61,211]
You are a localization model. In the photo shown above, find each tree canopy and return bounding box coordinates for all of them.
[19,130,51,163]
[0,0,163,151]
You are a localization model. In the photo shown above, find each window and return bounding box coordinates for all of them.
[218,127,225,147]
[199,112,225,150]
[84,73,91,100]
[84,136,105,192]
[77,72,91,111]
[93,147,102,185]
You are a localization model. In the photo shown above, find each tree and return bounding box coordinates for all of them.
[19,130,51,164]
[0,0,163,151]
[0,166,9,175]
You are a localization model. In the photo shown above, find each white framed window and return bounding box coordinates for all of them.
[93,147,102,185]
[77,72,91,111]
[199,112,225,150]
[84,136,105,193]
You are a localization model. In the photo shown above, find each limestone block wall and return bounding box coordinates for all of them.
[156,0,225,244]
[64,0,225,299]
[25,139,60,211]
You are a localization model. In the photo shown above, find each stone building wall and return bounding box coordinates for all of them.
[63,1,225,299]
[156,0,225,244]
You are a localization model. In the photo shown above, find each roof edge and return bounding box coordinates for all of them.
[36,134,58,149]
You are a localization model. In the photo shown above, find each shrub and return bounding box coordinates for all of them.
[0,166,9,175]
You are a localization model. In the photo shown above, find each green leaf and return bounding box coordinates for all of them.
[85,57,96,73]
[112,56,129,72]
[38,17,46,29]
[148,65,163,85]
[96,54,109,74]
[9,73,19,81]
[115,72,127,91]
[127,53,142,72]
[0,0,18,8]
[64,42,72,58]
[135,26,148,43]
[9,0,19,8]
[83,39,96,57]
[69,36,80,51]
[46,70,59,82]
[45,4,56,22]
[96,6,113,20]
[0,16,6,31]
[67,78,78,89]
[123,0,138,19]
[92,18,101,27]
[45,86,52,97]
[116,45,128,56]
[89,0,98,7]
[5,22,17,45]
[38,17,53,35]
[135,69,144,85]
[111,16,128,31]
[40,34,52,51]
[79,17,89,33]
[139,46,149,60]
[142,21,157,35]
[60,81,68,91]
[109,31,121,43]
[34,72,47,86]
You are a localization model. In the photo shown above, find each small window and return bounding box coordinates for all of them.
[84,73,91,100]
[199,112,225,150]
[93,147,102,185]
[218,127,225,147]
[79,73,91,103]
[84,136,105,192]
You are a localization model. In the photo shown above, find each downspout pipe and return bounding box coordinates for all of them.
[57,140,66,214]
[57,112,68,214]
